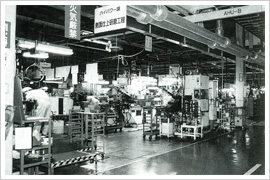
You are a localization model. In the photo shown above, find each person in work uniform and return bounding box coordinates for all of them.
[23,86,51,145]
[86,95,100,113]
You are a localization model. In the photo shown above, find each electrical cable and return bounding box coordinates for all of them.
[121,56,129,66]
[120,48,144,58]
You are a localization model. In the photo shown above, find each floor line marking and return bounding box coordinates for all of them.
[100,131,232,173]
[244,164,262,175]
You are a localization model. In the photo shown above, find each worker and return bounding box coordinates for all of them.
[22,86,51,145]
[87,95,100,113]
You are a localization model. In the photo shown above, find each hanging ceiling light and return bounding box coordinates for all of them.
[18,40,35,49]
[22,52,49,59]
[36,43,73,55]
[83,38,112,52]
[17,39,73,56]
[83,39,111,46]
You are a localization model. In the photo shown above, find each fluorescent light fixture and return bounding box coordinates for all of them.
[84,39,112,52]
[36,44,73,55]
[81,30,93,36]
[180,43,188,47]
[83,39,111,46]
[18,40,35,49]
[166,38,180,45]
[17,39,73,55]
[23,52,49,59]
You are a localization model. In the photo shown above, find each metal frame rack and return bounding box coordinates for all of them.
[13,117,52,175]
[78,112,106,152]
[69,110,84,144]
[49,112,105,175]
[142,107,160,140]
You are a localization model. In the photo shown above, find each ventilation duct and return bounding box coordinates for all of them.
[127,7,255,62]
[128,5,264,66]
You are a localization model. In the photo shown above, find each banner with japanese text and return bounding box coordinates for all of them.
[65,5,81,40]
[94,5,126,34]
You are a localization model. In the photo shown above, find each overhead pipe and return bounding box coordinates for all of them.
[128,5,264,66]
[129,7,225,51]
[130,5,231,47]
[127,7,259,65]
[176,5,216,14]
[166,5,189,16]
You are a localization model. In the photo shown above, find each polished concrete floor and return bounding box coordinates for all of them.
[52,119,265,176]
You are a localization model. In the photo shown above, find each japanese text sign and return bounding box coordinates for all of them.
[94,5,127,34]
[65,5,81,40]
[5,21,11,48]
[145,36,152,52]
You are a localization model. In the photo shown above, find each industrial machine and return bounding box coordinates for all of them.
[184,75,209,128]
[208,80,218,129]
[234,107,246,128]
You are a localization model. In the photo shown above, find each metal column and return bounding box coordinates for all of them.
[235,24,246,108]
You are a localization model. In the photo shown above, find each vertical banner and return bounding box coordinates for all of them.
[5,21,11,48]
[65,5,81,40]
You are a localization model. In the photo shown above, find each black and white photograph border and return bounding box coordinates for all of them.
[1,0,269,179]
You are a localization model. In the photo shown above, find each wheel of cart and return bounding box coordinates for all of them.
[142,106,160,140]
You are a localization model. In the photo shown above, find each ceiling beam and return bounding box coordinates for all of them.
[183,5,265,23]
[17,15,64,30]
[47,5,95,19]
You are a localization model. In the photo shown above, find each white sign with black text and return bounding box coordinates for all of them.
[94,5,127,34]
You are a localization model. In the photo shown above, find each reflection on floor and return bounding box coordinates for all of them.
[52,119,265,176]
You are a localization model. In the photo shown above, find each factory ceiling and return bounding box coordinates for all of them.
[15,4,265,85]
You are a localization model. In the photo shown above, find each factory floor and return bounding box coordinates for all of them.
[51,118,265,176]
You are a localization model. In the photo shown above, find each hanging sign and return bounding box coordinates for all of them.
[5,21,11,48]
[65,5,81,40]
[94,5,127,34]
[145,36,152,52]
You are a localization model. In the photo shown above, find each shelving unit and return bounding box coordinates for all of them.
[78,112,105,152]
[13,117,52,175]
[142,107,159,140]
[69,110,84,144]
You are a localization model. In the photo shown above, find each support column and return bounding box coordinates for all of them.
[235,24,245,107]
[4,5,17,175]
[248,31,254,49]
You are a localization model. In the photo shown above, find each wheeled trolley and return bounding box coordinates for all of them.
[142,107,159,140]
